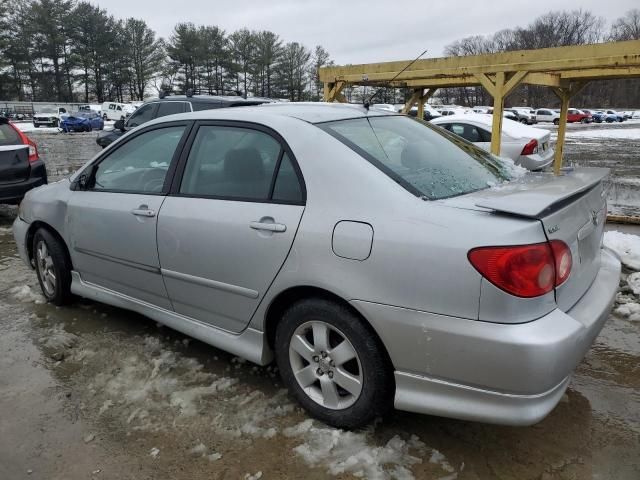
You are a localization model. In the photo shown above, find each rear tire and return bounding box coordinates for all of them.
[275,298,394,429]
[33,229,72,306]
[553,119,559,125]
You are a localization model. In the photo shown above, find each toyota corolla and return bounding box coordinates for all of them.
[13,103,620,428]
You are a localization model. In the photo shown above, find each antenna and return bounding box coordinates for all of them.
[364,49,428,110]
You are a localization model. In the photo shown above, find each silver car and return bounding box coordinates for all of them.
[13,104,620,428]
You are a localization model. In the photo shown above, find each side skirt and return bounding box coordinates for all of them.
[70,271,273,365]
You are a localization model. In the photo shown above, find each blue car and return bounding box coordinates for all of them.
[583,110,607,123]
[60,111,104,132]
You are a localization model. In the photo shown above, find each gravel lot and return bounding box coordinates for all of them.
[0,124,639,480]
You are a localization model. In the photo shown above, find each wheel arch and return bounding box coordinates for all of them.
[26,221,73,269]
[263,285,395,370]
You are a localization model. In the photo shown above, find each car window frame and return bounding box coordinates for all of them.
[78,120,194,196]
[169,120,307,206]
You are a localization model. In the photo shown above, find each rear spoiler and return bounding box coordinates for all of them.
[475,167,609,218]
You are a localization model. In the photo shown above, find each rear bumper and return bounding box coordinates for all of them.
[0,162,47,204]
[352,248,620,425]
[518,147,554,171]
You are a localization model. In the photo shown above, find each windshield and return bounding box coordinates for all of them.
[318,116,510,200]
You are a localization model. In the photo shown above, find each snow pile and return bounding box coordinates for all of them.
[603,231,640,270]
[10,285,45,304]
[566,128,640,140]
[496,156,528,180]
[221,389,294,438]
[0,226,12,234]
[88,335,239,430]
[40,324,79,351]
[283,420,442,480]
[189,442,222,461]
[627,272,640,295]
[614,301,640,322]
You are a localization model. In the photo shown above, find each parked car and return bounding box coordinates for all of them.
[405,105,442,121]
[33,106,68,128]
[0,117,47,204]
[605,110,625,122]
[96,94,268,148]
[535,108,560,125]
[505,108,537,124]
[101,102,129,121]
[13,103,619,428]
[566,109,592,123]
[581,109,606,123]
[472,106,492,114]
[632,110,640,119]
[431,113,554,170]
[61,111,105,132]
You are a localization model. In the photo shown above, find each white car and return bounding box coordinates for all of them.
[431,113,554,171]
[535,108,560,125]
[33,106,68,128]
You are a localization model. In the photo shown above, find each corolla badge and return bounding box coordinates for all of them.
[591,210,599,226]
[547,224,559,234]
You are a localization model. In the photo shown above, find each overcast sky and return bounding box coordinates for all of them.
[92,0,637,64]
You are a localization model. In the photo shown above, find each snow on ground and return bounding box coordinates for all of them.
[604,231,640,270]
[12,122,59,134]
[282,419,458,479]
[627,272,640,295]
[565,128,640,140]
[9,284,45,304]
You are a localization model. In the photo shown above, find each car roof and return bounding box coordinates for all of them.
[145,95,267,105]
[149,102,398,125]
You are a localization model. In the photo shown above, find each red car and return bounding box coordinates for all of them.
[567,109,592,123]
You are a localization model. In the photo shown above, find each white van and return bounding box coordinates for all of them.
[101,102,128,121]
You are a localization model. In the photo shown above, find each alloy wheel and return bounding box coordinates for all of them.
[288,320,363,410]
[36,240,56,296]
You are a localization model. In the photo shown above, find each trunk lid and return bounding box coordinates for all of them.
[445,167,608,311]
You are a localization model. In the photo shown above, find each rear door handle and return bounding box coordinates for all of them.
[250,221,286,233]
[131,206,156,217]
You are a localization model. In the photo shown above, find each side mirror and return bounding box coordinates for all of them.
[114,119,125,131]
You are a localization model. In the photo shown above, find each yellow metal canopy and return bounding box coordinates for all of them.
[319,40,640,175]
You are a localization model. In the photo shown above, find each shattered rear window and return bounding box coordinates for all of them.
[319,116,509,200]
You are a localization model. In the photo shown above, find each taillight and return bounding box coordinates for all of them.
[10,122,39,162]
[550,239,572,285]
[521,139,538,155]
[468,241,572,298]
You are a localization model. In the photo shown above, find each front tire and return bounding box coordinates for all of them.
[275,298,394,429]
[553,119,559,125]
[33,229,72,306]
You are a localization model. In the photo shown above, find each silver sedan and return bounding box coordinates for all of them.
[13,103,620,428]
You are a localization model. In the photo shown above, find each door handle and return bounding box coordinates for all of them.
[131,205,156,217]
[250,221,286,233]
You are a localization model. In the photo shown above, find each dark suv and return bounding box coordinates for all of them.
[96,94,269,148]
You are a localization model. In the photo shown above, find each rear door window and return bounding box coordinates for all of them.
[127,103,158,128]
[179,125,282,201]
[156,102,188,118]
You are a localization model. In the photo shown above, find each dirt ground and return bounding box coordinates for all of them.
[0,124,639,480]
